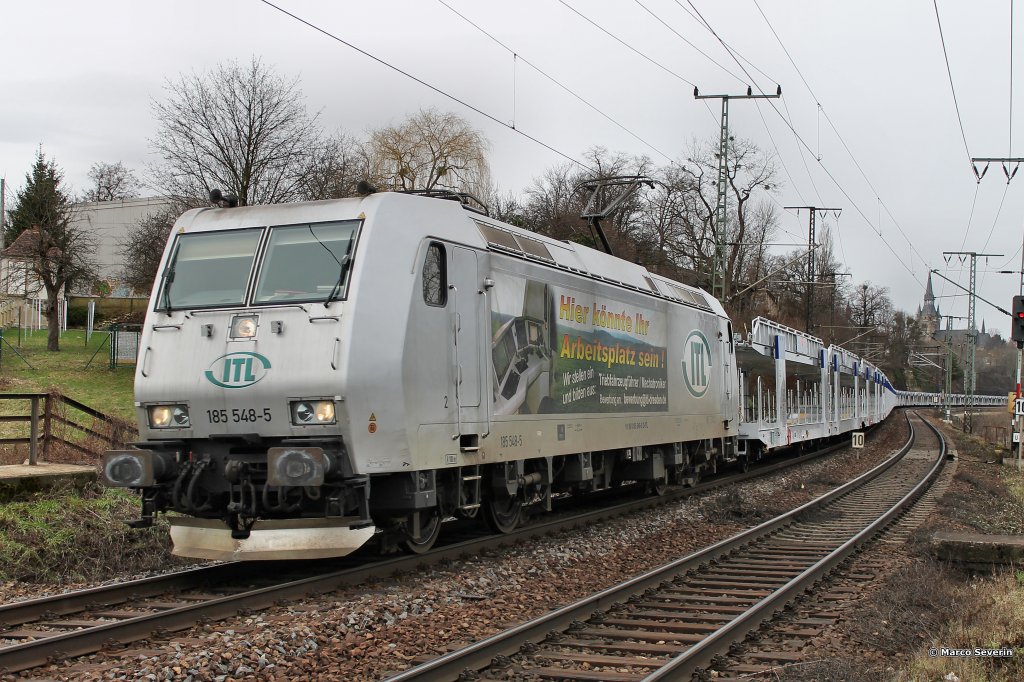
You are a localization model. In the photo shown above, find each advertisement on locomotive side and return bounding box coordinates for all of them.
[490,273,670,415]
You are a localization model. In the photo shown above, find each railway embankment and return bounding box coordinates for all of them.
[751,411,1024,682]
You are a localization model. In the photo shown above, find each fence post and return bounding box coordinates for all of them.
[42,393,53,460]
[29,396,39,465]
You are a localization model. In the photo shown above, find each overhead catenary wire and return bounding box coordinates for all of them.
[932,0,974,170]
[674,0,926,286]
[670,0,779,87]
[747,1,933,281]
[435,0,674,163]
[780,97,824,207]
[633,0,817,242]
[934,181,981,310]
[256,0,599,174]
[588,0,812,250]
[555,0,695,87]
[554,0,720,129]
[977,184,1011,292]
[751,0,977,297]
[631,0,747,87]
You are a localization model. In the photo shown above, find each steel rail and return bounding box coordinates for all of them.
[0,427,853,626]
[0,422,887,674]
[380,413,918,682]
[643,412,945,680]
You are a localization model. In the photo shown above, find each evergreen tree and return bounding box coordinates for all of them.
[5,149,71,246]
[4,148,97,351]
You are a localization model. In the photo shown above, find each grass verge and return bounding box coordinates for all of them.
[0,483,181,584]
[0,328,135,420]
[897,569,1024,682]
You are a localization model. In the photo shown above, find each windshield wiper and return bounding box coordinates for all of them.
[160,263,177,312]
[324,254,351,308]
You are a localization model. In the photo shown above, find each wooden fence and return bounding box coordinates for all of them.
[0,392,135,464]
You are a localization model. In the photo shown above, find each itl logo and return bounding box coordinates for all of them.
[205,352,272,389]
[681,330,712,398]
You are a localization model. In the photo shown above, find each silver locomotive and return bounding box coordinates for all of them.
[101,190,938,560]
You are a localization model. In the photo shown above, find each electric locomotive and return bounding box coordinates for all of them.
[102,190,741,559]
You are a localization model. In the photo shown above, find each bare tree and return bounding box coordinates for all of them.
[366,108,490,197]
[521,162,585,239]
[850,282,892,329]
[149,57,327,206]
[519,148,654,258]
[674,137,779,298]
[83,161,139,202]
[299,131,367,201]
[119,208,177,294]
[4,150,96,350]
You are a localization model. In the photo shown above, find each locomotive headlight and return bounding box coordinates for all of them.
[290,400,337,425]
[229,315,259,339]
[101,449,177,487]
[267,447,327,486]
[103,453,147,487]
[316,402,335,423]
[148,404,190,429]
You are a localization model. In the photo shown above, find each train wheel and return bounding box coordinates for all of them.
[647,481,667,496]
[402,510,442,554]
[484,494,521,534]
[646,475,668,496]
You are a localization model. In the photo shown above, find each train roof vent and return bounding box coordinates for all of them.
[688,289,711,309]
[643,275,660,293]
[667,283,710,309]
[476,223,521,252]
[514,234,554,261]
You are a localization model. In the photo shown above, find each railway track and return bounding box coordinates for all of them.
[0,423,883,675]
[383,411,944,681]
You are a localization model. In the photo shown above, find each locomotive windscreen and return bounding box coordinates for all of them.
[157,228,263,310]
[254,220,360,304]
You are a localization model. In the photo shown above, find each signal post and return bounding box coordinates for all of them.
[1013,296,1024,468]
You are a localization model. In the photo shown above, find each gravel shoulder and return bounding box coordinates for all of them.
[745,410,1024,682]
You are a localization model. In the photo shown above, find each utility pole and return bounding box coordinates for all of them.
[943,251,1003,433]
[695,85,781,301]
[784,206,841,334]
[972,155,1024,456]
[940,315,967,423]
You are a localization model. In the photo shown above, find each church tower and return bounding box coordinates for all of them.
[920,273,939,337]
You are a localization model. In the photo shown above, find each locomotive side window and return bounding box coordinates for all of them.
[157,228,263,310]
[422,243,447,306]
[253,220,360,304]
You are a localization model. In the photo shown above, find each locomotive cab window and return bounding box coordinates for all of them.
[422,243,447,306]
[253,220,360,304]
[157,228,263,310]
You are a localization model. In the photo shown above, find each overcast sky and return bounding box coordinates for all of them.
[1,0,1021,336]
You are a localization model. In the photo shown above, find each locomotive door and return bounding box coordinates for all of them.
[450,247,485,438]
[722,321,737,425]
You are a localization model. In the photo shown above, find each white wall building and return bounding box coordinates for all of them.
[72,196,173,284]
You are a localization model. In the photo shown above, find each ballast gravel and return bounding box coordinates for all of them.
[3,417,908,681]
